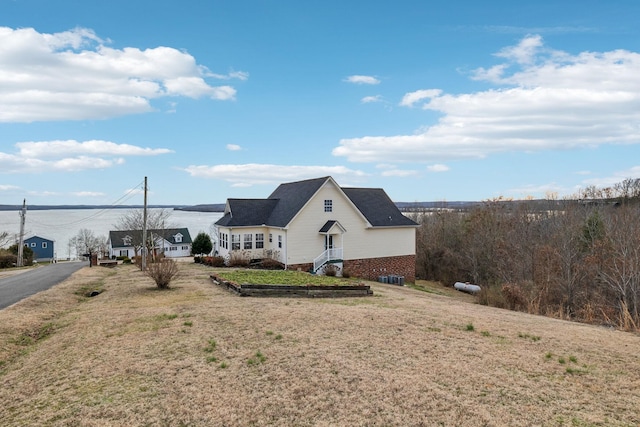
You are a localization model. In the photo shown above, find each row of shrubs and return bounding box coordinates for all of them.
[194,254,284,270]
[0,255,19,269]
[0,245,34,269]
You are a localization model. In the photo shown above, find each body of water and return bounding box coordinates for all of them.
[0,208,223,259]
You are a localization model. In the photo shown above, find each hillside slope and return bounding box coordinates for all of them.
[1,263,638,426]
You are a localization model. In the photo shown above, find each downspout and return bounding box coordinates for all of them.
[283,229,288,271]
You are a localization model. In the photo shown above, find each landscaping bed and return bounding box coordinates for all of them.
[210,270,373,298]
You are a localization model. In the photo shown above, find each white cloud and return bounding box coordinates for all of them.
[361,95,382,104]
[334,36,640,163]
[400,89,442,107]
[226,144,242,151]
[0,184,20,191]
[208,70,249,81]
[16,140,173,157]
[581,165,640,188]
[427,164,450,172]
[0,27,245,122]
[183,164,368,186]
[495,34,544,65]
[0,140,171,173]
[344,75,380,85]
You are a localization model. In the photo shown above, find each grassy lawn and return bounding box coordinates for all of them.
[1,263,639,426]
[213,268,362,286]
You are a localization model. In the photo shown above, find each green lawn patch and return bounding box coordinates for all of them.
[213,269,360,286]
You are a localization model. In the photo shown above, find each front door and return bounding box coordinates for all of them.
[325,235,334,251]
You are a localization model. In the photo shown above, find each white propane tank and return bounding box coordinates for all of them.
[454,281,481,294]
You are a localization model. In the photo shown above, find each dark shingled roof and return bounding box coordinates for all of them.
[215,199,279,227]
[265,177,328,227]
[342,187,418,227]
[214,176,418,229]
[109,228,192,248]
[319,220,338,233]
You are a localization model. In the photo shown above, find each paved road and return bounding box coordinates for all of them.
[0,261,87,310]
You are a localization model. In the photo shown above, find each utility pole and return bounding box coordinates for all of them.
[142,176,148,271]
[17,199,26,267]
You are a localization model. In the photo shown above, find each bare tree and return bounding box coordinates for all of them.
[0,231,11,249]
[596,206,640,329]
[113,208,174,258]
[69,229,106,259]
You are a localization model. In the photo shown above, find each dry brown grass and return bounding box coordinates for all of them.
[1,263,639,426]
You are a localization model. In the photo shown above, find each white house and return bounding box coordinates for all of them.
[214,176,418,282]
[108,228,193,259]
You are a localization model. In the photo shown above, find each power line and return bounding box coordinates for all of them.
[27,181,146,230]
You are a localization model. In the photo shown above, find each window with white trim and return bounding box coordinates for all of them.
[255,233,264,249]
[278,235,282,249]
[231,234,240,250]
[269,233,273,243]
[324,199,333,212]
[42,242,47,248]
[244,233,253,250]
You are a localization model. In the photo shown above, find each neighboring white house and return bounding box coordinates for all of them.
[214,176,418,282]
[107,228,193,259]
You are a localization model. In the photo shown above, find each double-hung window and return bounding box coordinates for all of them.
[244,234,253,250]
[231,234,240,250]
[255,233,264,249]
[324,199,333,212]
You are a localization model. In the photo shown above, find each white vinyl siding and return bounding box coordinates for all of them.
[285,180,415,266]
[216,226,284,263]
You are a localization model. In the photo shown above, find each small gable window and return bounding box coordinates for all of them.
[42,242,48,248]
[324,199,333,212]
[174,233,183,243]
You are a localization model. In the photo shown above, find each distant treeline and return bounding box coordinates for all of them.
[0,204,193,211]
[410,178,640,331]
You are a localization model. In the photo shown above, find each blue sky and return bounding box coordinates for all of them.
[1,0,640,205]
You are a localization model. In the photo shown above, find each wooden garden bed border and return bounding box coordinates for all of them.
[210,274,373,298]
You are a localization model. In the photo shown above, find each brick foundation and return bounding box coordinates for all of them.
[344,255,415,283]
[288,255,415,283]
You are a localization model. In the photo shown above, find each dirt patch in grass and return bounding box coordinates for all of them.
[0,263,639,426]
